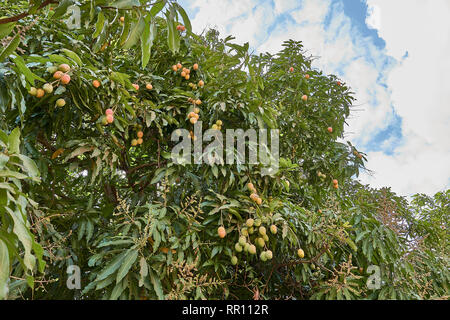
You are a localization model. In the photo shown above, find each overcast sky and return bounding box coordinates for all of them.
[178,0,450,196]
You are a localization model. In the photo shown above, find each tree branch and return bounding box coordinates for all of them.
[0,0,58,25]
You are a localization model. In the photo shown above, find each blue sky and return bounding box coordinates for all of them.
[178,0,450,196]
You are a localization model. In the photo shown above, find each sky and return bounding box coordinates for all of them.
[178,0,450,197]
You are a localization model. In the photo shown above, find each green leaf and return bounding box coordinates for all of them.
[0,239,10,300]
[51,0,74,19]
[149,269,164,299]
[61,49,83,66]
[150,0,166,17]
[141,17,156,69]
[17,155,40,179]
[0,22,16,39]
[92,12,105,39]
[11,55,46,86]
[123,17,145,49]
[165,10,180,54]
[0,33,20,62]
[109,0,140,9]
[95,250,128,281]
[4,207,35,271]
[116,249,138,283]
[7,127,20,154]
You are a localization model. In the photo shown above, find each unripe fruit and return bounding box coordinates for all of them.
[248,227,254,234]
[56,98,66,107]
[239,236,246,246]
[193,63,199,70]
[257,237,265,248]
[146,83,153,90]
[28,87,37,96]
[248,244,256,255]
[105,108,114,116]
[302,95,308,101]
[61,74,71,85]
[198,80,204,87]
[59,64,70,72]
[256,197,262,205]
[218,226,226,238]
[235,243,243,252]
[216,120,222,126]
[106,114,114,124]
[36,88,45,98]
[231,256,238,265]
[263,234,269,242]
[137,138,143,145]
[47,66,58,74]
[137,131,144,138]
[132,84,139,90]
[53,71,63,79]
[43,83,53,93]
[270,225,277,234]
[212,124,219,130]
[254,219,261,227]
[297,248,305,258]
[241,228,248,236]
[131,139,138,146]
[327,127,333,133]
[265,250,273,260]
[244,243,250,252]
[246,218,254,228]
[260,252,267,261]
[101,116,108,125]
[259,226,266,236]
[194,107,200,114]
[93,80,101,88]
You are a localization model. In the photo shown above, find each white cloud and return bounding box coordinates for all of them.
[361,0,450,195]
[182,0,450,196]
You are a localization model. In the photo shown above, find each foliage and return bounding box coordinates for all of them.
[0,0,448,300]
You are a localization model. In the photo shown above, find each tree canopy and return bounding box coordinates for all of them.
[0,0,448,300]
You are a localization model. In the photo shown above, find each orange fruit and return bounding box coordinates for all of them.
[172,65,178,71]
[120,16,125,22]
[181,71,186,77]
[53,71,63,79]
[106,114,114,124]
[36,88,45,98]
[132,83,139,90]
[137,131,144,138]
[327,127,333,133]
[146,83,153,90]
[176,63,182,70]
[198,80,204,87]
[193,63,199,70]
[301,95,308,101]
[93,80,101,88]
[218,226,226,238]
[61,74,71,85]
[137,138,143,145]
